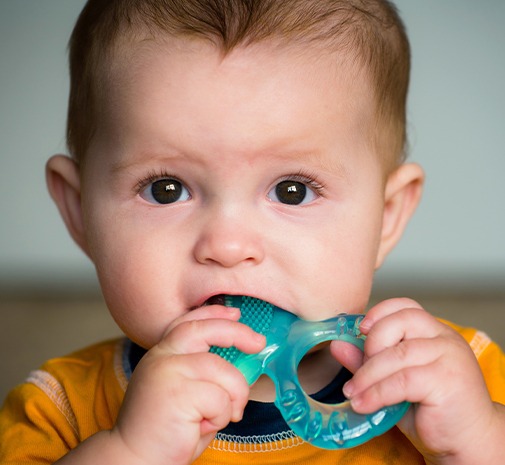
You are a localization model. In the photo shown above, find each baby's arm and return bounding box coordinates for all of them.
[55,305,265,465]
[339,298,505,465]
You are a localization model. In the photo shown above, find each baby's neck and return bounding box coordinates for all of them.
[248,343,342,402]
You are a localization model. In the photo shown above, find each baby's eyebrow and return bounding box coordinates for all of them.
[108,146,351,182]
[109,151,186,174]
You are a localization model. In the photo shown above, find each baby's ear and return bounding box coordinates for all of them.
[46,155,90,257]
[375,163,424,269]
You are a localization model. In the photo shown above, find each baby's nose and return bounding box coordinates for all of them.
[193,214,265,268]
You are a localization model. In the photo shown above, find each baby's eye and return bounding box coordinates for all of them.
[140,178,191,205]
[268,180,319,205]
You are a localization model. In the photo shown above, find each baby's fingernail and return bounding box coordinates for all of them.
[254,333,266,345]
[343,381,354,399]
[350,395,363,410]
[359,318,372,333]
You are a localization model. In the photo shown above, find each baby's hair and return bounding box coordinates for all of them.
[68,0,410,169]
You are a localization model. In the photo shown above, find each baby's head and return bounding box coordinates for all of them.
[67,0,410,172]
[47,0,423,348]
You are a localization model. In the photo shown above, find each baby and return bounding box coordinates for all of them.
[1,1,504,464]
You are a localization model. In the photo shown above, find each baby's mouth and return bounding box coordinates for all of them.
[204,294,226,306]
[189,294,226,311]
[189,294,227,310]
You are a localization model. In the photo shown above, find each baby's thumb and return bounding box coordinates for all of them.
[330,340,364,374]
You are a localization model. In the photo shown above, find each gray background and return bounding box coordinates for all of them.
[1,1,504,294]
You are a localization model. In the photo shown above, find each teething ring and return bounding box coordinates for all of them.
[210,296,410,449]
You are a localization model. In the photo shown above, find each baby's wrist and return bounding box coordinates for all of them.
[55,429,153,465]
[423,402,505,465]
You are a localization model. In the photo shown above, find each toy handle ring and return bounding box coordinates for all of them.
[211,299,410,450]
[266,315,410,449]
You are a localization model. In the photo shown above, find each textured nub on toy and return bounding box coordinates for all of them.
[209,295,274,361]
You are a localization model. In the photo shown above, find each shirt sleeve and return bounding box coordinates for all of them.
[442,320,505,404]
[0,377,79,464]
[473,332,505,404]
[1,339,126,464]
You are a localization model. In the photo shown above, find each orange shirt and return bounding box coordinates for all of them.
[1,322,504,464]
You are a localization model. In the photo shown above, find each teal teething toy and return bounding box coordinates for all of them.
[210,295,409,449]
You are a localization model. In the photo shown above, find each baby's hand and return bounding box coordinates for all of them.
[111,305,265,465]
[334,298,505,465]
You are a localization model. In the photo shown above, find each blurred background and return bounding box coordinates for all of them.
[1,1,504,402]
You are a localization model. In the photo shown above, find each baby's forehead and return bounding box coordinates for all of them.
[91,36,397,171]
[68,1,409,168]
[106,32,372,94]
[87,36,391,183]
[103,35,373,113]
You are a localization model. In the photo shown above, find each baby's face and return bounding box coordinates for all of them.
[79,39,389,348]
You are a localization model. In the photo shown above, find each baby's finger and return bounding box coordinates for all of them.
[360,297,423,334]
[163,304,241,336]
[176,352,252,420]
[344,337,446,402]
[363,307,449,359]
[347,362,438,413]
[186,379,238,433]
[330,340,364,374]
[158,317,266,356]
[135,350,251,420]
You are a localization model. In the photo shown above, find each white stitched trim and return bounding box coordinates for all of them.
[26,370,79,436]
[210,431,304,453]
[469,330,492,359]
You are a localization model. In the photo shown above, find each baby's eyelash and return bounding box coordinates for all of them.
[279,170,327,196]
[133,169,178,194]
[133,169,326,197]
